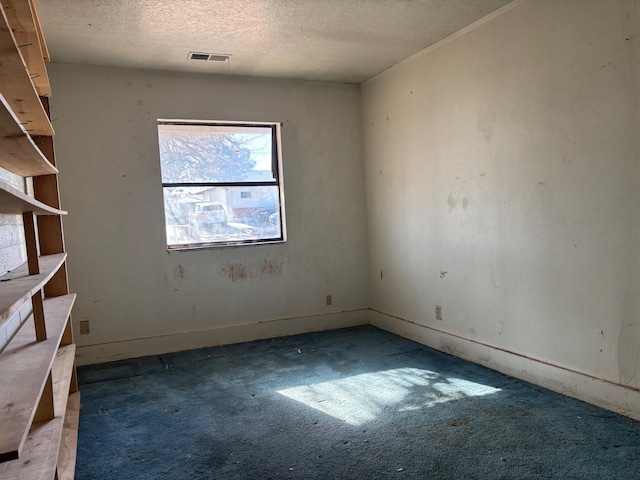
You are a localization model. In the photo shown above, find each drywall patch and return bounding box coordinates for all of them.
[220,258,284,282]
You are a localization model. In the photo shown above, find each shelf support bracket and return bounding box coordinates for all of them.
[22,211,39,275]
[33,371,55,422]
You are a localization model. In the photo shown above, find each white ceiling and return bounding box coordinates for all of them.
[36,0,513,85]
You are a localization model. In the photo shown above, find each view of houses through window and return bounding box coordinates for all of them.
[158,121,285,248]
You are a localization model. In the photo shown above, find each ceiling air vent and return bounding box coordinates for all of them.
[187,52,231,62]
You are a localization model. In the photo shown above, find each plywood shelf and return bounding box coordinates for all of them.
[1,0,51,97]
[0,177,66,215]
[0,1,77,477]
[0,294,76,464]
[28,0,49,63]
[0,414,64,479]
[0,3,52,136]
[0,92,57,176]
[0,253,67,323]
[0,342,77,479]
[56,392,80,480]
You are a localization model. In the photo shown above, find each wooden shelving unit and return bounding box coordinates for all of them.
[0,93,57,176]
[0,295,75,460]
[1,0,51,97]
[0,0,79,478]
[0,1,52,136]
[0,179,64,215]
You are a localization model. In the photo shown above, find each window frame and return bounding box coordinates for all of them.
[158,119,286,250]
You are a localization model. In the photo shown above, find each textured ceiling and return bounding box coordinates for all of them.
[36,0,513,84]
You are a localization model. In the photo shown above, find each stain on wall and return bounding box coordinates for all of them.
[258,259,284,277]
[617,318,640,384]
[220,263,250,282]
[220,258,284,282]
[447,191,458,212]
[174,265,185,281]
[477,104,497,141]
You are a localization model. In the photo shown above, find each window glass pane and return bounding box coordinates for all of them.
[163,186,282,246]
[158,123,275,184]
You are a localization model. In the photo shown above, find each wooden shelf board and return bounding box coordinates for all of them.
[0,5,52,136]
[0,92,57,176]
[1,0,51,97]
[52,345,76,415]
[0,294,76,463]
[0,177,66,215]
[0,416,63,479]
[0,343,77,479]
[0,297,32,355]
[56,392,80,480]
[0,252,67,326]
[28,0,49,62]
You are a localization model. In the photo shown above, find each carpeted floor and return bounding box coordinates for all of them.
[76,326,640,479]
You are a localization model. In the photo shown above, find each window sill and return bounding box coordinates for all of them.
[166,238,286,252]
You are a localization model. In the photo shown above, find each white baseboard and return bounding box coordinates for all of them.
[76,309,368,366]
[369,309,640,421]
[76,306,640,422]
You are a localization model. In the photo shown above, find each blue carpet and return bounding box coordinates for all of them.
[76,326,640,479]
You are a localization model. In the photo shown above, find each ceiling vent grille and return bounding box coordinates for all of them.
[187,52,231,62]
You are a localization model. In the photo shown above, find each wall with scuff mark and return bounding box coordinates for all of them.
[362,0,640,406]
[48,65,369,363]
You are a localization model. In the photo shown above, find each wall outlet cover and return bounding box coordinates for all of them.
[79,320,90,335]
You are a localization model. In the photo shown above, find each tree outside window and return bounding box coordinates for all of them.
[157,121,285,249]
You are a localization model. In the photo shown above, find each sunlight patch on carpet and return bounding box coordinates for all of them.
[277,367,501,425]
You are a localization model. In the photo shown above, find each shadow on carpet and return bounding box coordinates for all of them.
[76,326,640,479]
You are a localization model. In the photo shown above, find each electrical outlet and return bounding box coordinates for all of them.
[326,294,332,306]
[79,320,90,335]
[435,305,442,321]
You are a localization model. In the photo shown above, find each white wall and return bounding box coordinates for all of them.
[0,169,27,276]
[45,0,640,419]
[362,0,640,418]
[48,64,369,364]
[0,169,28,352]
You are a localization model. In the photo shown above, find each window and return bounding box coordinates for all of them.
[157,120,285,249]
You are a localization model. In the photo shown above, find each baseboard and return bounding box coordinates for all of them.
[369,309,640,422]
[76,309,368,366]
[76,306,640,422]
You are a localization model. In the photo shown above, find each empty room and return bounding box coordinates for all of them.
[1,0,640,478]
